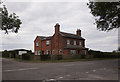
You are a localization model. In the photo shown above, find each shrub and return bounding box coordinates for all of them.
[40,54,50,61]
[73,54,81,59]
[81,54,86,59]
[22,53,30,60]
[62,55,73,60]
[89,50,120,58]
[62,54,81,60]
[56,55,62,60]
[2,50,9,58]
[51,55,62,60]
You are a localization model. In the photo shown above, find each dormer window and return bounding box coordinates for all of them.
[74,40,76,45]
[46,40,50,45]
[67,40,70,45]
[36,42,39,47]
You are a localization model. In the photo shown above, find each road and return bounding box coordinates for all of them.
[2,58,119,80]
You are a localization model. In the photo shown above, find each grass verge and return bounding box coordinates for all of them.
[13,58,119,63]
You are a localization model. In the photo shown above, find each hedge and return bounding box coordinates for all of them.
[40,54,50,61]
[62,54,86,60]
[2,50,9,57]
[51,55,62,60]
[22,53,30,60]
[88,50,120,58]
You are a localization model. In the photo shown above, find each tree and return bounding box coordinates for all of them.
[0,5,22,34]
[2,50,9,57]
[118,47,120,51]
[87,2,120,31]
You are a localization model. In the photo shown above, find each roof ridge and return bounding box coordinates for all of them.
[38,36,52,40]
[38,36,52,38]
[60,31,76,35]
[59,31,85,39]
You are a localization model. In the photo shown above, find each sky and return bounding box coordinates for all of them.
[0,1,118,52]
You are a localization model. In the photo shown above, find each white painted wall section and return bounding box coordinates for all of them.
[19,51,27,55]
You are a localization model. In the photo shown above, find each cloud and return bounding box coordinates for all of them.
[1,2,118,52]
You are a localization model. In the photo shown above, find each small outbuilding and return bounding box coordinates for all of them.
[8,49,32,58]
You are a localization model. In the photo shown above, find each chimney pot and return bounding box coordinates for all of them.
[76,29,81,36]
[55,23,60,33]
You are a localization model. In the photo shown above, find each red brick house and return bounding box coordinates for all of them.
[34,23,88,58]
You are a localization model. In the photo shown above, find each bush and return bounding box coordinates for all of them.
[40,54,50,61]
[62,55,72,60]
[72,54,81,59]
[58,55,62,60]
[2,50,9,58]
[81,54,86,59]
[62,54,82,60]
[22,53,30,60]
[89,50,120,58]
[51,55,62,60]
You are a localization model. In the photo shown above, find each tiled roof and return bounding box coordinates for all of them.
[59,32,85,40]
[37,31,84,40]
[38,36,52,40]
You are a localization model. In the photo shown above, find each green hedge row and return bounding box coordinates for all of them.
[22,53,30,60]
[40,54,50,61]
[88,50,120,58]
[39,54,63,61]
[51,55,62,60]
[59,54,89,60]
[39,54,88,61]
[2,50,9,57]
[39,54,92,61]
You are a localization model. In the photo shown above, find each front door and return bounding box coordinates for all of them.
[42,51,44,55]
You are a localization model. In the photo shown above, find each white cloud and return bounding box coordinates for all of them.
[5,0,89,2]
[1,2,118,52]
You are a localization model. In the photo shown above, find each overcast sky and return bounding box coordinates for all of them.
[0,1,118,52]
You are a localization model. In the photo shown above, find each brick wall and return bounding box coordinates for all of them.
[34,36,41,55]
[34,24,88,57]
[41,40,51,55]
[63,37,85,48]
[52,33,64,55]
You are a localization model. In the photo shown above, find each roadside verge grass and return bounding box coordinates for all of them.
[13,58,119,63]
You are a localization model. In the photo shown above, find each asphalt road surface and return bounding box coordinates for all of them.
[2,58,119,80]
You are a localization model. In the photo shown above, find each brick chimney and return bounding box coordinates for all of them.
[76,29,81,36]
[55,23,60,33]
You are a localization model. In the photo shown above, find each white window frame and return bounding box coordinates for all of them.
[35,51,37,55]
[85,51,86,55]
[46,50,49,55]
[36,42,39,47]
[82,50,86,55]
[59,49,62,54]
[79,41,82,46]
[74,40,76,45]
[46,40,50,45]
[38,51,40,55]
[67,40,70,45]
[70,50,76,54]
[53,50,55,55]
[19,51,27,55]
